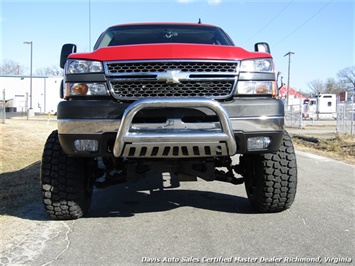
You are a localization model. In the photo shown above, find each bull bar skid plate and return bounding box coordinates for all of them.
[113,98,237,158]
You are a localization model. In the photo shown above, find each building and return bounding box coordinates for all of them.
[0,75,62,114]
[278,85,307,104]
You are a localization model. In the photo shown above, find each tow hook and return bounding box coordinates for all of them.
[215,169,244,185]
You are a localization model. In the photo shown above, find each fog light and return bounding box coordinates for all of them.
[247,137,271,151]
[74,139,98,152]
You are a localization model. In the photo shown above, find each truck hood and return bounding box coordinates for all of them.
[68,43,271,61]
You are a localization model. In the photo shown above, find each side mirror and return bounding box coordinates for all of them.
[254,42,271,54]
[60,44,77,69]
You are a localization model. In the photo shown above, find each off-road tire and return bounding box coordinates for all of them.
[241,131,297,212]
[40,130,93,220]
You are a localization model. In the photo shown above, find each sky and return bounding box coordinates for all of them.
[0,0,354,93]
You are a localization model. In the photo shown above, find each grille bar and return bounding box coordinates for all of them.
[105,60,239,100]
[105,60,239,74]
[109,80,235,99]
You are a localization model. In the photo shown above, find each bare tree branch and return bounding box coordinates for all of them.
[0,59,25,75]
[307,79,325,95]
[324,78,342,94]
[337,66,355,91]
[35,65,63,76]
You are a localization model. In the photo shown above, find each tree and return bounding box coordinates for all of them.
[0,59,25,75]
[337,66,355,91]
[35,65,63,76]
[324,78,342,95]
[307,79,325,96]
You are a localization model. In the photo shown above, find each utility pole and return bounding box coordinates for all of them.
[284,51,295,106]
[89,0,92,50]
[24,41,33,115]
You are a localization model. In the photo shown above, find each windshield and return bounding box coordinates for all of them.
[94,24,234,49]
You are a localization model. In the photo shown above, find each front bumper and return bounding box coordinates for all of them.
[58,97,284,157]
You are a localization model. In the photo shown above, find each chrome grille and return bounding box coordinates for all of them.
[106,61,238,74]
[105,60,239,100]
[110,80,235,99]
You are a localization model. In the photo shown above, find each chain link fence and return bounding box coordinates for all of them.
[284,100,355,135]
[336,102,355,135]
[284,100,304,129]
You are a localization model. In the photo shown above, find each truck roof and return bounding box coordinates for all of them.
[69,22,272,62]
[109,22,219,28]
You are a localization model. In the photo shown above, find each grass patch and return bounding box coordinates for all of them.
[0,119,57,211]
[292,134,355,164]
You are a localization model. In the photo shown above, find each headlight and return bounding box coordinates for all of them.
[65,83,109,97]
[240,59,273,72]
[237,81,276,95]
[67,60,103,74]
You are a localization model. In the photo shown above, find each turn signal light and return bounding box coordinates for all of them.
[71,83,88,96]
[65,82,109,99]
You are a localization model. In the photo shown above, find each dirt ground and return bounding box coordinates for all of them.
[0,117,354,214]
[286,120,355,164]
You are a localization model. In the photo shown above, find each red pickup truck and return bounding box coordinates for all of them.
[41,22,297,219]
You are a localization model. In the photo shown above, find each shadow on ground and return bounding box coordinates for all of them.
[87,175,255,218]
[0,162,43,213]
[0,166,256,221]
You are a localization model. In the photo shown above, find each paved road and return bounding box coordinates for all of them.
[1,150,354,265]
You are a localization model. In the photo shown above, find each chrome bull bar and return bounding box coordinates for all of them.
[113,98,237,158]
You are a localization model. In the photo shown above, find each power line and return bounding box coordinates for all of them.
[274,0,334,46]
[242,0,294,45]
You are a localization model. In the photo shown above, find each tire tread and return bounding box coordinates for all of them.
[40,130,90,220]
[244,131,297,212]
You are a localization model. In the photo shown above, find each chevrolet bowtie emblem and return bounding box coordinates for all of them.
[157,70,189,84]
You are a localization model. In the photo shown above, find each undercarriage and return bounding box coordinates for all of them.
[94,156,245,189]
